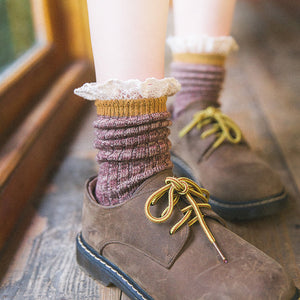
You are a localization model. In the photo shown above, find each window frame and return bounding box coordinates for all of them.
[0,0,94,251]
[0,0,92,144]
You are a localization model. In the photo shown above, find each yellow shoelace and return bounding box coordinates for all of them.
[179,106,242,149]
[145,177,227,263]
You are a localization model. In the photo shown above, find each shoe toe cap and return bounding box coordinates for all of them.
[202,150,285,204]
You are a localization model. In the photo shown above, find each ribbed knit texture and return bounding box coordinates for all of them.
[171,62,225,118]
[94,111,173,206]
[95,96,167,117]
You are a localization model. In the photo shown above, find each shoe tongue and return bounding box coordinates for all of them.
[133,169,173,197]
[174,100,219,120]
[134,170,226,227]
[185,101,220,116]
[173,102,217,161]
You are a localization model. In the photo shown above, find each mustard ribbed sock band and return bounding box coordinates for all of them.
[95,96,168,117]
[173,53,226,67]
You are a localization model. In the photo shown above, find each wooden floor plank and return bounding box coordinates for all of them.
[0,140,121,300]
[232,0,300,191]
[1,1,299,299]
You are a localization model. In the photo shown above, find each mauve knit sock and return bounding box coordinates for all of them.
[74,78,181,206]
[171,62,225,118]
[93,111,173,206]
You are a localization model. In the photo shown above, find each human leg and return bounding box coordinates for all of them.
[87,0,169,81]
[173,0,236,37]
[76,0,178,205]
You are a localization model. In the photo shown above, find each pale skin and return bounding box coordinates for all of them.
[86,0,169,82]
[173,0,236,37]
[86,0,236,82]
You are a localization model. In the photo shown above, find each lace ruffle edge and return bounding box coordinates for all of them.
[74,77,181,101]
[167,35,238,55]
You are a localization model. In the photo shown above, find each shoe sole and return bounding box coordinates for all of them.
[76,233,153,300]
[171,153,288,221]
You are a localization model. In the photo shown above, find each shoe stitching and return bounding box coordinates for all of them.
[78,234,148,300]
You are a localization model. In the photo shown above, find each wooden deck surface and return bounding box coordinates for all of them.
[1,1,299,299]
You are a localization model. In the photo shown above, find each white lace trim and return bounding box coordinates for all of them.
[74,77,181,101]
[167,35,238,55]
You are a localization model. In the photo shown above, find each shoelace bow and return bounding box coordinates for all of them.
[145,177,227,263]
[179,106,242,149]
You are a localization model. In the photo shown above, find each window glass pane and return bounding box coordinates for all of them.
[0,0,35,73]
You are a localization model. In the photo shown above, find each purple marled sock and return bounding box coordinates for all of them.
[171,62,225,118]
[93,112,173,206]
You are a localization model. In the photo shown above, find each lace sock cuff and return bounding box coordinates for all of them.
[74,77,181,101]
[167,35,238,56]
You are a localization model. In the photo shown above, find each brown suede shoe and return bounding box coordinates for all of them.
[170,102,287,220]
[76,170,297,299]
